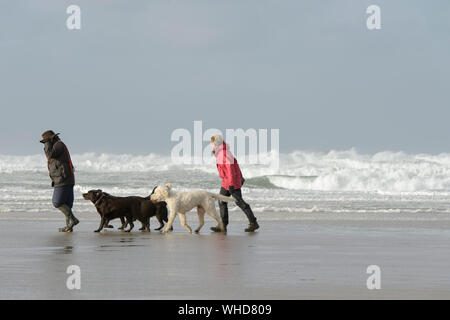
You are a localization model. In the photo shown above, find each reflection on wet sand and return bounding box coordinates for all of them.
[1,220,450,299]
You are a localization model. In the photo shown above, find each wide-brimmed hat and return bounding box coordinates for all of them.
[40,130,60,143]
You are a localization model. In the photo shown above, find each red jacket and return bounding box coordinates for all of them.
[214,142,243,190]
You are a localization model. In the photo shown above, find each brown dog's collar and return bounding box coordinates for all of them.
[94,194,105,207]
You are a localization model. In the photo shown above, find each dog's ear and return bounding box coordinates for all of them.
[165,183,172,190]
[150,186,157,195]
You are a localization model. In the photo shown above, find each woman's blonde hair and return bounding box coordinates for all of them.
[210,134,223,146]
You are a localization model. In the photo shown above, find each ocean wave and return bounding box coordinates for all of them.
[3,149,450,193]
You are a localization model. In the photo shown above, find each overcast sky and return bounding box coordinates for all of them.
[1,0,449,155]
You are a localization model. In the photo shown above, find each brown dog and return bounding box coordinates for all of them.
[82,189,169,232]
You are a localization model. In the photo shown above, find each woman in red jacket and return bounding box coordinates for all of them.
[210,134,259,233]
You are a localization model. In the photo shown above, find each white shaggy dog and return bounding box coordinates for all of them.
[150,184,235,233]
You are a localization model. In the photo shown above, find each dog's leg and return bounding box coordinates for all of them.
[95,217,106,233]
[195,206,205,233]
[178,213,192,234]
[206,207,225,232]
[105,218,114,228]
[155,215,164,231]
[162,209,176,233]
[160,207,173,231]
[125,217,134,232]
[139,218,150,232]
[118,217,126,230]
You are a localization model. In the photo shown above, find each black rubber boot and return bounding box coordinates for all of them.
[240,204,259,232]
[210,225,227,233]
[245,220,259,232]
[211,197,228,233]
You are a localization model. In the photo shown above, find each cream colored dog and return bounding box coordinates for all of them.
[150,184,235,233]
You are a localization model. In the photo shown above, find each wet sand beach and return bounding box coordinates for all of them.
[0,217,450,299]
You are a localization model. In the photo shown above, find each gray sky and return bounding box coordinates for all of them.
[1,0,449,155]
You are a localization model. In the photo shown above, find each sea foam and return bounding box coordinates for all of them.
[2,149,450,193]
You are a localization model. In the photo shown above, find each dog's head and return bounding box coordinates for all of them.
[150,184,172,203]
[82,189,103,202]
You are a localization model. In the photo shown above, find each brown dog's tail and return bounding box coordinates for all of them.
[209,193,236,203]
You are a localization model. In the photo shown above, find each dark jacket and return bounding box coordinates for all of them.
[44,138,75,187]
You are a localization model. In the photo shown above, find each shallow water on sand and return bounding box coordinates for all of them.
[4,151,450,220]
[2,170,450,223]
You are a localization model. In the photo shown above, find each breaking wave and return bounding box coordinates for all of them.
[2,149,450,193]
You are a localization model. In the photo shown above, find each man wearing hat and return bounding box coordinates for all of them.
[40,130,79,232]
